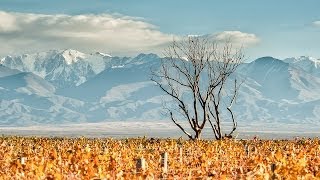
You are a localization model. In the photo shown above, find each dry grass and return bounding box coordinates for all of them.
[0,136,319,179]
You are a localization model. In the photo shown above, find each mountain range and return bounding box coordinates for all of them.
[0,49,320,130]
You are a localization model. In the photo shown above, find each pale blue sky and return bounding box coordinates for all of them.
[0,0,319,60]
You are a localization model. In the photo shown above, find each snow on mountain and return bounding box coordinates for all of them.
[240,56,320,101]
[0,72,55,96]
[0,49,112,88]
[284,56,320,66]
[58,53,162,101]
[284,56,320,78]
[100,81,154,103]
[234,56,320,124]
[0,50,160,88]
[91,52,112,58]
[0,71,90,125]
[241,57,295,100]
[0,64,20,77]
[56,53,167,121]
[0,52,320,129]
[0,96,88,126]
[61,49,86,65]
[0,72,64,122]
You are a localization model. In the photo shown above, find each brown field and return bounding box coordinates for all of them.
[0,136,319,179]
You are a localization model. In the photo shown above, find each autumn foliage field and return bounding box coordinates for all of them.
[0,136,319,179]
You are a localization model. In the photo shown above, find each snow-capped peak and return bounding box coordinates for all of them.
[0,57,6,63]
[284,56,320,69]
[285,56,318,63]
[1,55,11,62]
[61,49,86,65]
[92,52,112,58]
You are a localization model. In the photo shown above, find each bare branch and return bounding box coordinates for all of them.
[152,36,244,140]
[170,112,192,139]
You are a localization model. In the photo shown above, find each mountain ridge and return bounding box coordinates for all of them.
[0,51,319,127]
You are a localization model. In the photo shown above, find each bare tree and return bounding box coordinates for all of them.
[151,36,244,140]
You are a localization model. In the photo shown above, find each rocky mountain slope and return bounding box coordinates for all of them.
[0,51,319,127]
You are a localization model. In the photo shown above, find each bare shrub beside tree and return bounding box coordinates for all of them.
[151,36,244,140]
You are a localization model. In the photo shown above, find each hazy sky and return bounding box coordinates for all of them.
[0,0,319,60]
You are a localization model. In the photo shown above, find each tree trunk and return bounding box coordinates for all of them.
[194,129,202,140]
[151,37,244,140]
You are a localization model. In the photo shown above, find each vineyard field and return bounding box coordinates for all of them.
[0,136,319,179]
